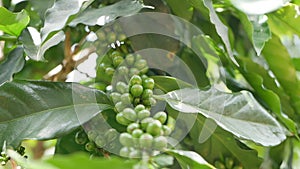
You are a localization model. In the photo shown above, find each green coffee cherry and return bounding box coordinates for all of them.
[134,104,145,112]
[142,97,156,106]
[95,135,106,148]
[125,54,135,66]
[105,67,115,76]
[119,133,134,147]
[116,113,131,126]
[75,130,88,145]
[110,92,121,102]
[118,33,127,41]
[104,129,118,142]
[162,125,172,136]
[129,149,141,158]
[135,54,142,60]
[130,84,143,97]
[107,32,117,43]
[113,56,124,67]
[122,108,137,121]
[134,59,147,70]
[129,75,142,86]
[116,82,128,94]
[142,89,153,99]
[127,123,140,134]
[118,66,129,75]
[111,51,122,59]
[153,136,168,150]
[140,66,149,74]
[85,142,96,152]
[119,147,130,157]
[129,68,140,76]
[137,109,151,120]
[132,129,143,138]
[153,111,167,124]
[146,120,162,136]
[133,98,141,105]
[225,158,234,169]
[115,101,126,112]
[143,78,155,90]
[87,130,98,141]
[141,117,154,130]
[139,133,153,148]
[214,161,226,169]
[121,93,133,105]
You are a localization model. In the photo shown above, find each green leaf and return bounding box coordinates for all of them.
[268,4,300,38]
[263,35,300,116]
[167,149,213,169]
[29,0,55,20]
[190,115,263,169]
[55,129,86,154]
[8,150,135,169]
[41,0,83,40]
[0,47,24,85]
[69,0,147,27]
[151,76,193,93]
[165,0,194,21]
[0,7,30,36]
[0,80,112,147]
[155,87,286,146]
[20,28,65,61]
[236,57,297,135]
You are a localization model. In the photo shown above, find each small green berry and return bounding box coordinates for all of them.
[129,75,142,86]
[119,133,134,147]
[85,142,96,152]
[113,56,124,67]
[110,92,121,103]
[127,123,140,134]
[95,135,106,148]
[132,129,143,138]
[153,136,168,150]
[153,111,167,124]
[142,89,153,99]
[122,108,137,121]
[134,104,145,112]
[104,129,118,142]
[146,120,162,136]
[137,109,151,120]
[139,133,153,148]
[125,54,135,66]
[116,81,128,93]
[143,78,155,89]
[130,84,143,97]
[116,113,131,125]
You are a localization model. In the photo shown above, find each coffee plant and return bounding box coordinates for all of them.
[1,0,300,168]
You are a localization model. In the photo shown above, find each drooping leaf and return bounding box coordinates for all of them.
[231,0,288,15]
[0,7,30,36]
[165,0,194,21]
[20,28,65,61]
[268,4,300,38]
[41,0,83,40]
[236,57,297,135]
[190,115,263,169]
[0,47,24,85]
[166,150,213,169]
[155,87,286,146]
[8,150,135,169]
[0,80,112,147]
[263,35,300,116]
[69,0,147,27]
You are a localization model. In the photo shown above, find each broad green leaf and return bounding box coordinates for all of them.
[0,7,29,36]
[155,87,286,146]
[263,35,300,116]
[293,58,300,71]
[231,0,288,15]
[69,0,147,27]
[165,0,194,21]
[190,115,262,169]
[236,57,297,135]
[0,47,24,85]
[268,4,300,38]
[20,28,65,61]
[8,150,135,169]
[239,13,271,55]
[29,0,55,20]
[166,150,213,169]
[41,0,83,40]
[0,80,112,147]
[151,76,193,93]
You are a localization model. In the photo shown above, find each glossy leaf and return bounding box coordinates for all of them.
[165,0,194,21]
[190,115,263,169]
[166,150,213,169]
[0,7,30,36]
[151,76,193,93]
[263,36,300,115]
[155,87,286,146]
[41,0,83,40]
[69,0,147,27]
[20,28,65,61]
[0,47,24,85]
[0,81,112,147]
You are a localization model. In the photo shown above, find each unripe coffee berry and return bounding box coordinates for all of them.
[130,84,143,97]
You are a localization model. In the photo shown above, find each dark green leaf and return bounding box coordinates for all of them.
[190,115,262,169]
[263,35,300,116]
[0,7,29,36]
[41,0,82,40]
[20,28,65,61]
[156,87,286,146]
[0,80,112,147]
[167,149,213,169]
[55,129,86,154]
[69,0,147,27]
[151,76,193,93]
[165,0,194,20]
[29,0,55,20]
[0,47,24,85]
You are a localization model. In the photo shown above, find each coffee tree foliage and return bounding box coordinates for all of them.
[0,0,300,168]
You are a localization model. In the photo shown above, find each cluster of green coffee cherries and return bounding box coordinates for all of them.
[214,157,244,169]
